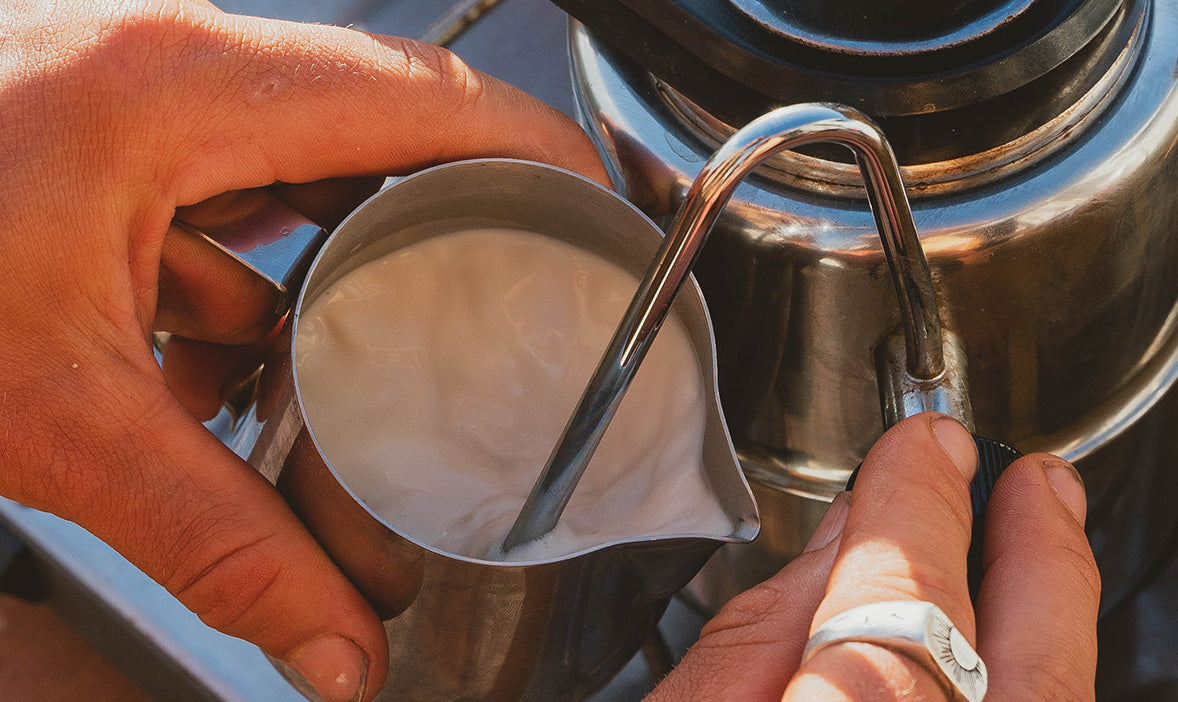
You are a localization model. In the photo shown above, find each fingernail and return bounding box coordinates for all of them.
[932,416,978,480]
[804,492,851,553]
[285,636,368,702]
[1043,458,1087,526]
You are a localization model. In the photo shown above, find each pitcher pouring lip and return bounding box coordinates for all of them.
[172,158,757,701]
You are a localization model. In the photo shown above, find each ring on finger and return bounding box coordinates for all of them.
[802,600,987,702]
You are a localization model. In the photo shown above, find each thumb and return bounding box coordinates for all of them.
[4,347,386,702]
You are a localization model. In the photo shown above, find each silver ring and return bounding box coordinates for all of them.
[802,600,987,702]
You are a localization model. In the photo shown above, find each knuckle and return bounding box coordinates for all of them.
[693,551,832,657]
[391,38,485,111]
[699,580,789,642]
[6,1,193,82]
[10,1,212,172]
[836,540,969,608]
[167,521,285,634]
[76,2,204,80]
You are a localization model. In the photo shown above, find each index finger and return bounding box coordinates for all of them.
[136,6,611,204]
[784,412,979,701]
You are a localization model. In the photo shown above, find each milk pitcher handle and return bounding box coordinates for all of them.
[166,188,331,316]
[165,189,331,480]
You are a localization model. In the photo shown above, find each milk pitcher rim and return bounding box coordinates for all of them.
[280,158,760,567]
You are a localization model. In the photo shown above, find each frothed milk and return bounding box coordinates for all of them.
[296,228,732,561]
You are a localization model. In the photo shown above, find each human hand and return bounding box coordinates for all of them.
[0,1,607,700]
[648,413,1099,701]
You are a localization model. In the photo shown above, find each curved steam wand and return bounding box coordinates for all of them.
[503,102,943,551]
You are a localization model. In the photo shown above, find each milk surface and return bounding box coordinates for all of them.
[295,228,732,561]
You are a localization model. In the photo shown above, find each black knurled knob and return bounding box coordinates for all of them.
[967,435,1022,596]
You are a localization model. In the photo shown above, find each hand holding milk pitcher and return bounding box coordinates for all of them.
[0,1,1098,701]
[0,2,604,699]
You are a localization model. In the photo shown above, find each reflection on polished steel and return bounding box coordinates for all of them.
[656,0,1145,199]
[551,0,1141,160]
[224,160,757,700]
[877,331,975,432]
[570,0,1178,611]
[728,0,1040,56]
[168,189,330,312]
[506,103,946,550]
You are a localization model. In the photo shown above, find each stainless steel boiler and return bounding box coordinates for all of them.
[554,0,1178,629]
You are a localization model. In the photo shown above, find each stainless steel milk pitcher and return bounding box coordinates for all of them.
[166,159,759,700]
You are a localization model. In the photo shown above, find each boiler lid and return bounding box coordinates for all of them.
[553,0,1129,119]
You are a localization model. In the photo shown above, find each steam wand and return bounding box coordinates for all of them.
[503,102,948,552]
